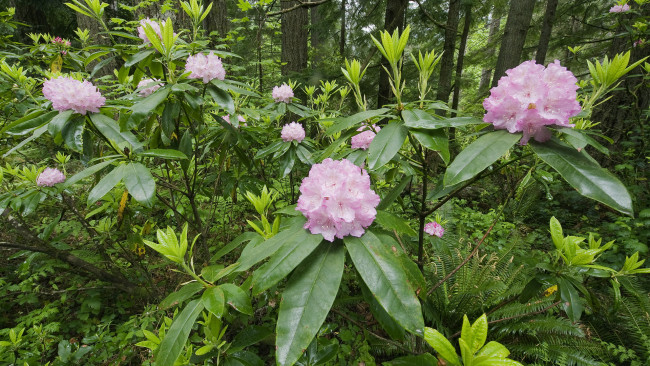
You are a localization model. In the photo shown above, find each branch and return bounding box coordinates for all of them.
[267,0,330,17]
[413,0,448,31]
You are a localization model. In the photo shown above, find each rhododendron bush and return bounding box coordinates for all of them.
[0,1,649,365]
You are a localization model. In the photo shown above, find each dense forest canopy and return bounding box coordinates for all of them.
[0,0,648,365]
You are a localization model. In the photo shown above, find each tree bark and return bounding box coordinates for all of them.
[281,0,309,76]
[377,0,407,108]
[491,0,536,87]
[206,0,229,38]
[339,0,346,56]
[535,0,558,65]
[451,3,472,117]
[435,0,460,114]
[478,7,502,96]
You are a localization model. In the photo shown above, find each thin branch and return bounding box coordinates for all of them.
[413,0,448,31]
[267,0,330,17]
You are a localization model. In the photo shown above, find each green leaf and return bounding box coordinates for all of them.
[155,299,204,366]
[471,314,488,353]
[375,210,416,236]
[276,241,345,366]
[125,49,154,67]
[220,284,253,315]
[558,278,583,322]
[211,232,260,262]
[65,159,117,187]
[62,117,84,152]
[138,149,188,160]
[476,341,510,358]
[159,282,204,309]
[90,113,142,149]
[345,231,424,334]
[202,287,225,318]
[231,326,273,351]
[360,280,405,341]
[549,217,564,250]
[472,357,523,366]
[324,108,390,135]
[383,354,438,366]
[252,227,323,294]
[402,109,482,129]
[444,130,521,186]
[423,328,460,366]
[368,123,407,170]
[87,164,125,205]
[1,110,46,135]
[48,110,75,136]
[410,128,449,164]
[123,162,156,207]
[377,175,411,210]
[208,84,235,115]
[530,139,633,216]
[130,86,171,126]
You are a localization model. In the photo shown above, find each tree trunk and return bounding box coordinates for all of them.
[451,3,472,117]
[206,0,229,39]
[435,0,460,114]
[478,7,502,96]
[76,10,117,77]
[281,0,309,76]
[491,0,536,87]
[377,0,407,108]
[311,2,322,67]
[535,0,558,65]
[339,0,346,56]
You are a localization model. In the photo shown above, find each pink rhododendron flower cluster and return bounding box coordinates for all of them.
[137,18,162,44]
[185,52,226,83]
[37,167,66,187]
[296,158,380,242]
[281,122,305,142]
[272,84,294,103]
[51,37,71,47]
[137,78,162,97]
[609,3,630,12]
[223,114,247,127]
[43,76,105,115]
[424,221,444,238]
[483,60,581,144]
[351,125,380,150]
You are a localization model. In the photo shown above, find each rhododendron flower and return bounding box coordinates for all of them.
[185,52,226,83]
[424,221,444,238]
[281,122,305,142]
[483,60,580,144]
[37,167,66,187]
[272,84,294,103]
[351,125,380,150]
[296,158,380,242]
[609,3,630,12]
[43,76,105,115]
[223,114,247,127]
[137,78,162,97]
[137,18,162,44]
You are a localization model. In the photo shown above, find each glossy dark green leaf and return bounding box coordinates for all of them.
[530,139,633,216]
[156,299,204,366]
[223,351,264,366]
[444,130,521,186]
[402,109,482,129]
[558,278,583,322]
[124,49,154,67]
[1,110,46,135]
[202,286,225,318]
[211,232,261,262]
[377,175,411,210]
[62,117,84,152]
[344,231,424,335]
[411,128,449,164]
[360,280,405,341]
[383,354,439,366]
[325,108,390,135]
[230,326,273,351]
[252,227,323,294]
[48,110,75,136]
[375,210,416,236]
[221,284,253,315]
[90,113,142,149]
[138,149,188,160]
[161,101,180,138]
[123,162,155,207]
[64,159,117,187]
[88,164,125,205]
[159,282,204,310]
[208,84,235,115]
[276,241,345,366]
[368,123,407,170]
[236,217,306,272]
[130,86,170,126]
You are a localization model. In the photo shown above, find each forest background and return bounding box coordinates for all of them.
[0,0,649,365]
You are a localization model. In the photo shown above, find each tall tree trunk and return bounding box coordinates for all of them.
[206,0,229,39]
[435,0,460,114]
[311,3,321,67]
[339,0,346,56]
[535,0,558,65]
[478,7,502,96]
[76,11,117,77]
[491,0,536,87]
[377,0,407,108]
[281,1,309,76]
[451,3,472,117]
